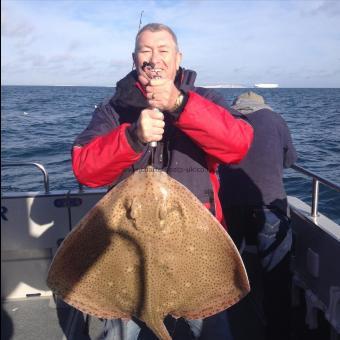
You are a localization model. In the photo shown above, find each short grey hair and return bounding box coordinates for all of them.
[134,23,179,52]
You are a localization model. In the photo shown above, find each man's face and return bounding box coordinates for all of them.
[133,30,182,82]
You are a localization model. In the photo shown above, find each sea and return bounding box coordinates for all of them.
[1,86,340,224]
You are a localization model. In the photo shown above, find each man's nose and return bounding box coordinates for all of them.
[150,51,161,65]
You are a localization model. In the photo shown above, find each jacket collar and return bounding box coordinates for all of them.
[110,67,196,115]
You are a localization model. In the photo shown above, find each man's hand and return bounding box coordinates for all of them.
[139,75,180,112]
[136,108,165,144]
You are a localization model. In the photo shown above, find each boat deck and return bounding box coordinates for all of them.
[2,296,103,340]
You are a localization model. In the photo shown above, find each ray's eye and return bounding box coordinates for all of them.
[124,198,132,211]
[124,200,132,220]
[125,198,142,221]
[158,202,167,221]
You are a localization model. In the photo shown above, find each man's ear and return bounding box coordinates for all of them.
[132,52,137,68]
[176,52,182,70]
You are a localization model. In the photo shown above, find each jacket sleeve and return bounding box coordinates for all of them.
[72,104,143,187]
[281,120,298,168]
[174,91,254,164]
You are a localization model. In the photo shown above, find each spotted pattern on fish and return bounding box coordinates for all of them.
[47,167,250,340]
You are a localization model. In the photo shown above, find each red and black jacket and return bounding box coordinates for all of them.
[72,68,253,224]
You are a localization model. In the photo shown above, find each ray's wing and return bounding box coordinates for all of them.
[47,177,145,319]
[150,175,250,320]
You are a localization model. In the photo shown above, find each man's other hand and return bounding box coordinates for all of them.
[139,75,180,112]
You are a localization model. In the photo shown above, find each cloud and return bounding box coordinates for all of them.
[302,0,340,17]
[1,18,34,39]
[1,5,34,38]
[48,54,75,65]
[1,0,340,87]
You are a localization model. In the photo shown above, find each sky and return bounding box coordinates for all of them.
[1,0,340,87]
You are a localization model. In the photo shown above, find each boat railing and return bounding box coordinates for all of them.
[291,164,340,218]
[1,162,340,221]
[2,162,50,193]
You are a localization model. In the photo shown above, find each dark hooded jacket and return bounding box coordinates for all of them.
[219,92,297,213]
[72,68,253,223]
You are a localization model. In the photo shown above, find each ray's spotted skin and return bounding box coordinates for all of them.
[47,167,250,340]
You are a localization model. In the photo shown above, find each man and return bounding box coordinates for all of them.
[72,23,253,339]
[219,91,297,340]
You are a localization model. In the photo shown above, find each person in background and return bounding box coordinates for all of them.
[219,91,297,340]
[72,23,253,339]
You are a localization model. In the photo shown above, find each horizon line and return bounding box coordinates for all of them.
[2,84,340,89]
